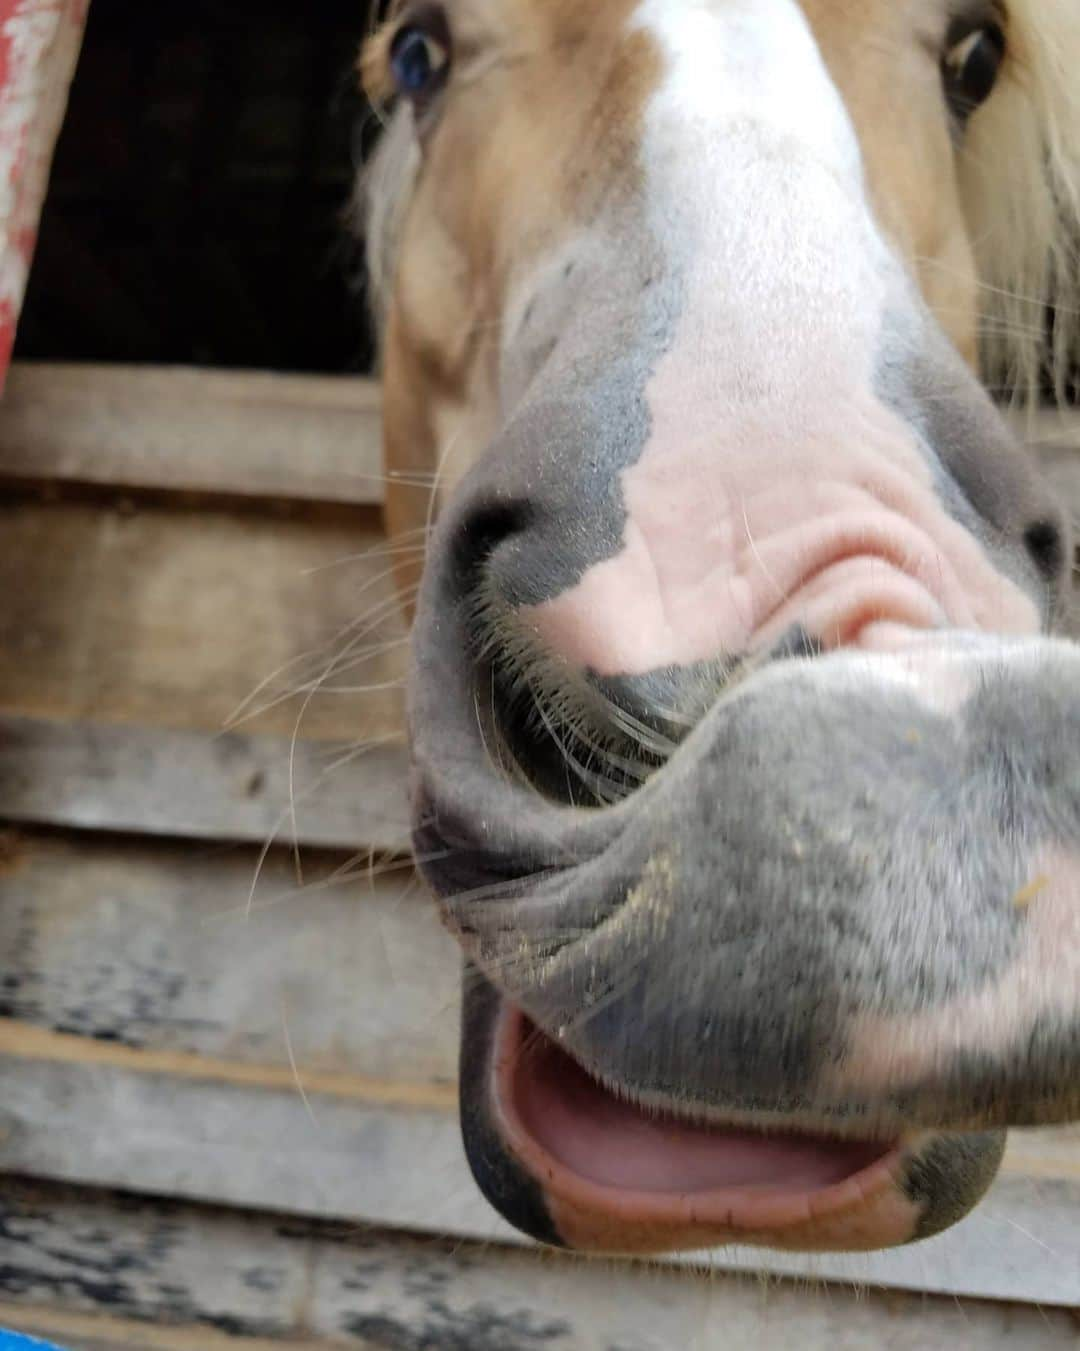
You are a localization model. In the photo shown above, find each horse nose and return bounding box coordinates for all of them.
[412,438,1080,1146]
[462,407,1049,754]
[448,489,728,801]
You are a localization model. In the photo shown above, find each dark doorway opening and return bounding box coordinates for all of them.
[15,0,380,374]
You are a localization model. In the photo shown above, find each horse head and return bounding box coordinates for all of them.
[360,0,1080,1254]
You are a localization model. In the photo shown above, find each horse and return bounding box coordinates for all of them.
[357,0,1080,1255]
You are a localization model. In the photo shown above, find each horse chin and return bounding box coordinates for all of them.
[454,993,999,1256]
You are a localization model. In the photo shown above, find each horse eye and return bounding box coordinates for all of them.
[390,10,451,105]
[943,21,1006,121]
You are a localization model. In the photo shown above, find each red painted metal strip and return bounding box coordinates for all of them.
[0,0,87,386]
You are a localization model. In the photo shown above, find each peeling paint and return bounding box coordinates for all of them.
[0,0,86,384]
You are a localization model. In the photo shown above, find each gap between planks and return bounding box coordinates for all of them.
[0,1019,456,1114]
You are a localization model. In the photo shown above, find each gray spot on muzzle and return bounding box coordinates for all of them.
[460,671,1028,1123]
[411,554,1080,1133]
[878,317,1070,626]
[902,1133,1007,1241]
[484,272,674,611]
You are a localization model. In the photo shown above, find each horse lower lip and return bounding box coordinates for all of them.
[492,1005,900,1232]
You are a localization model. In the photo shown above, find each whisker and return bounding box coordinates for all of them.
[281,1001,318,1127]
[224,565,412,729]
[225,587,416,733]
[300,535,430,577]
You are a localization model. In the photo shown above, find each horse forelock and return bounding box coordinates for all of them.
[354,106,419,343]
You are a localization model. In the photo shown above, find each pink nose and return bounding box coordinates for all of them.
[518,439,1041,679]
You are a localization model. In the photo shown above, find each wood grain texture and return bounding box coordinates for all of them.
[0,365,386,506]
[0,1181,1077,1351]
[0,831,456,1085]
[0,717,411,853]
[0,498,407,741]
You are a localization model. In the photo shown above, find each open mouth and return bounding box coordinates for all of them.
[491,1002,905,1250]
[421,619,1050,1251]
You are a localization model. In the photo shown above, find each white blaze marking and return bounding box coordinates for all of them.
[522,0,1040,675]
[633,0,887,417]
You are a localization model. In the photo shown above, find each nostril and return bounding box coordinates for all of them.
[485,652,667,809]
[445,497,639,809]
[1023,518,1066,584]
[452,500,535,592]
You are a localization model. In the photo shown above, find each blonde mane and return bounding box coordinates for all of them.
[356,106,417,343]
[361,2,1080,405]
[960,0,1080,405]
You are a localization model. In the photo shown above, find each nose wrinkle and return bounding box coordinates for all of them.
[518,461,1041,679]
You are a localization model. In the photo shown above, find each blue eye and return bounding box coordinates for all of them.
[390,14,451,103]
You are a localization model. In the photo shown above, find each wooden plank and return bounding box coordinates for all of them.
[0,369,1068,514]
[0,1311,333,1351]
[0,498,407,742]
[0,4,88,383]
[2,444,1070,753]
[1,1181,1076,1351]
[0,717,411,853]
[0,365,390,506]
[0,1037,1075,1306]
[0,831,456,1086]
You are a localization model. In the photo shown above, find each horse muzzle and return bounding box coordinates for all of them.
[407,461,1080,1253]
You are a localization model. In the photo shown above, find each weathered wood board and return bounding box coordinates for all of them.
[0,497,407,742]
[0,366,1075,515]
[0,830,456,1084]
[0,365,385,506]
[1,1180,1075,1351]
[0,717,411,853]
